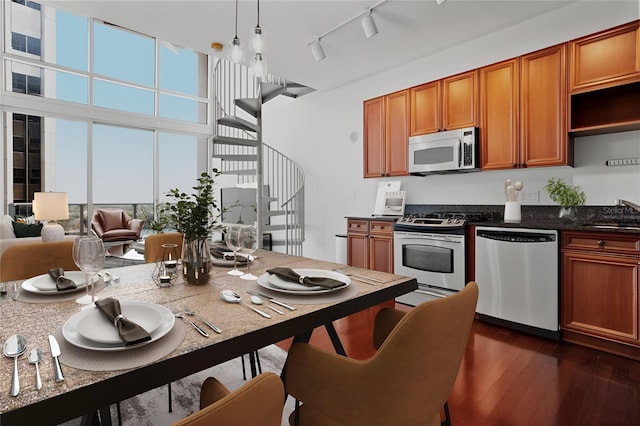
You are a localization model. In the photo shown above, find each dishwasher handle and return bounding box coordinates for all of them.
[476,229,556,243]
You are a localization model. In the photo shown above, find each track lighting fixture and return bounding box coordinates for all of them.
[307,0,389,62]
[228,0,243,63]
[311,39,326,62]
[361,11,378,39]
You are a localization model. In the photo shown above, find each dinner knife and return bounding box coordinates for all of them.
[247,291,296,311]
[48,335,65,382]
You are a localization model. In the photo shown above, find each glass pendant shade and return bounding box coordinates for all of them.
[252,52,266,77]
[251,26,265,53]
[228,36,243,63]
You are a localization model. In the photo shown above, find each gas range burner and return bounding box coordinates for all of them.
[396,215,467,228]
[395,212,487,231]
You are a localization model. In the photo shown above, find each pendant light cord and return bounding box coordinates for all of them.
[234,0,239,37]
[257,0,260,27]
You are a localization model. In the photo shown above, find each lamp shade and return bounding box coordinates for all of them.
[33,192,69,221]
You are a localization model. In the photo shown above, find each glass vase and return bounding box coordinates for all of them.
[181,237,212,285]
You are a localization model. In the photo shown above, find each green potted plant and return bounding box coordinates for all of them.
[543,178,587,218]
[164,170,224,284]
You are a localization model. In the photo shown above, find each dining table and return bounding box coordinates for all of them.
[0,248,417,425]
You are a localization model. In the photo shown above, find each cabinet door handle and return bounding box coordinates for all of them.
[597,240,605,246]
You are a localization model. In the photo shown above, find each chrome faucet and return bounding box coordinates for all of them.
[616,199,640,213]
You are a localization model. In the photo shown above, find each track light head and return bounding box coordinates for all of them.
[361,12,378,39]
[311,39,326,62]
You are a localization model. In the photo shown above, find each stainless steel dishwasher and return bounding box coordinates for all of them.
[474,226,560,340]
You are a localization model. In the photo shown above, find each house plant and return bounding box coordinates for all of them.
[164,170,224,284]
[543,178,587,218]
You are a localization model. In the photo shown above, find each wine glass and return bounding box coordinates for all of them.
[225,225,244,276]
[239,225,258,280]
[75,236,105,305]
[73,236,96,305]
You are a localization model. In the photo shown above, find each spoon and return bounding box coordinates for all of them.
[4,334,27,397]
[249,295,284,315]
[28,348,43,390]
[221,290,271,318]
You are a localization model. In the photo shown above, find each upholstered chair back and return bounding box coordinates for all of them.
[0,240,78,281]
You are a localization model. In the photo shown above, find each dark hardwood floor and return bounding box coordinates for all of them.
[277,301,640,426]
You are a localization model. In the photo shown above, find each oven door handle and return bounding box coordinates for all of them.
[395,234,463,244]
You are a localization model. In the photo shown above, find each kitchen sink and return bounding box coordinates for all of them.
[584,223,640,231]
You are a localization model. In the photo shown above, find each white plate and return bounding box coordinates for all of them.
[62,301,175,351]
[258,269,350,295]
[77,303,163,344]
[22,271,87,294]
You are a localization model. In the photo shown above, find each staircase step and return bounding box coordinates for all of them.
[262,210,286,217]
[260,83,286,104]
[263,224,302,232]
[213,135,258,147]
[218,116,258,132]
[211,154,258,161]
[223,169,257,176]
[235,98,261,118]
[270,239,305,247]
[281,83,316,99]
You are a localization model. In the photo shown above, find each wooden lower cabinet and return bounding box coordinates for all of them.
[347,219,394,273]
[561,231,640,360]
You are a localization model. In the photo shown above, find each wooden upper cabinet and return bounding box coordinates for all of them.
[385,90,409,176]
[480,59,519,170]
[363,91,409,178]
[570,20,640,93]
[520,43,571,168]
[442,70,479,131]
[410,81,440,135]
[363,96,385,177]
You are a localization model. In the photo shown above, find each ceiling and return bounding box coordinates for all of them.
[45,0,578,92]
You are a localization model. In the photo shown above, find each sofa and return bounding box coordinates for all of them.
[0,214,75,267]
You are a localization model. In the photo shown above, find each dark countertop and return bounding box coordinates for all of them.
[347,205,640,235]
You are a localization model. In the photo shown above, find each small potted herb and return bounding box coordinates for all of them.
[544,178,587,218]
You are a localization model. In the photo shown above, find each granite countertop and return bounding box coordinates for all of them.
[346,205,640,235]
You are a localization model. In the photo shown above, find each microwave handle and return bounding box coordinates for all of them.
[457,138,462,168]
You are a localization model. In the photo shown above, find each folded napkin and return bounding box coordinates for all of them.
[210,248,247,263]
[48,268,78,291]
[266,267,346,289]
[95,298,152,346]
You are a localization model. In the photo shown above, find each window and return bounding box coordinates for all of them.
[10,33,41,55]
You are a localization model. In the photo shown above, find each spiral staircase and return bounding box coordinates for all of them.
[212,59,313,256]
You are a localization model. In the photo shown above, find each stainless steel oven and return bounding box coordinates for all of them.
[394,213,470,306]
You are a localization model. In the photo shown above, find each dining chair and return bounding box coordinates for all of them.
[0,240,78,281]
[143,232,183,263]
[284,281,479,426]
[172,372,285,426]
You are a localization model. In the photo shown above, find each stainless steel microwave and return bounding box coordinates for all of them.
[408,127,479,175]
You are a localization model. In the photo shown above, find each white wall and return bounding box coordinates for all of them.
[263,1,640,262]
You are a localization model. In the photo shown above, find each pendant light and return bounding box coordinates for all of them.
[228,0,243,63]
[251,0,265,53]
[252,52,266,77]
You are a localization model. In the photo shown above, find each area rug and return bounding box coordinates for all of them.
[61,345,295,426]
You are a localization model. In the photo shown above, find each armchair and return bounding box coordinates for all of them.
[172,372,284,426]
[91,209,143,243]
[284,281,479,426]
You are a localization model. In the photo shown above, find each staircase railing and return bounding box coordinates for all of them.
[212,58,305,255]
